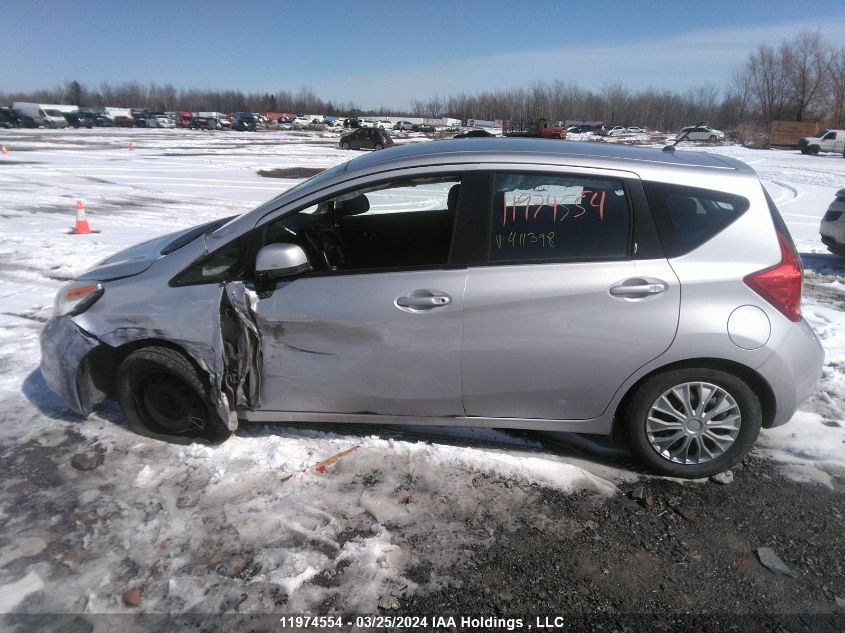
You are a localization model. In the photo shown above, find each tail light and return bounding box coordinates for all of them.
[743,232,803,322]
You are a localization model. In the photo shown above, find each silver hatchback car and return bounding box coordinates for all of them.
[40,140,824,477]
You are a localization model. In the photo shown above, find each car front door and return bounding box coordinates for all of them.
[461,169,680,421]
[251,173,470,418]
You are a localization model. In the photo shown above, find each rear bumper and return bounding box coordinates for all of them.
[756,317,824,427]
[39,317,101,415]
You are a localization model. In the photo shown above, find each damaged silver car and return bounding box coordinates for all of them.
[40,139,824,477]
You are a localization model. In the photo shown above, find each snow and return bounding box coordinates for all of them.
[0,128,844,614]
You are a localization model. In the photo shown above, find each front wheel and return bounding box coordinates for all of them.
[709,135,717,142]
[808,145,820,155]
[341,141,351,150]
[116,346,230,444]
[622,368,761,478]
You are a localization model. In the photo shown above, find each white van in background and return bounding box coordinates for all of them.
[12,102,71,128]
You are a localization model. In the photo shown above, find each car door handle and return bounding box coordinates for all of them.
[396,293,451,309]
[609,279,668,298]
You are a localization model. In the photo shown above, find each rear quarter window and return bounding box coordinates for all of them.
[642,181,750,257]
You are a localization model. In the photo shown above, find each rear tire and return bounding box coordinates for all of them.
[622,368,761,478]
[374,143,384,150]
[709,135,717,142]
[116,346,230,444]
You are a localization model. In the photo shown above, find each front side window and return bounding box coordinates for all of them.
[489,172,631,262]
[262,175,462,273]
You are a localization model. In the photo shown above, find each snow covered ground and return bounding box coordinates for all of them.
[0,128,843,617]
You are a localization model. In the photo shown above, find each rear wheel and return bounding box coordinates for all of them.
[116,346,230,444]
[622,368,761,478]
[709,135,717,142]
[374,143,384,150]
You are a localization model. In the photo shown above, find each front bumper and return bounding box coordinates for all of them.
[39,317,102,415]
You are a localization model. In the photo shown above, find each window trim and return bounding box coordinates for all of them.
[174,171,471,285]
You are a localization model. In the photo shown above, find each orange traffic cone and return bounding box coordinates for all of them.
[71,199,96,234]
[1,145,7,155]
[128,142,133,151]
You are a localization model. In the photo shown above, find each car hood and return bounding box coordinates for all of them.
[77,216,235,282]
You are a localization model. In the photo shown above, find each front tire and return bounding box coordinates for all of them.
[808,145,820,155]
[709,135,717,142]
[622,368,761,478]
[116,346,230,444]
[341,141,351,150]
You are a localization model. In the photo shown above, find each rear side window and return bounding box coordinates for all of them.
[642,182,750,257]
[489,172,631,262]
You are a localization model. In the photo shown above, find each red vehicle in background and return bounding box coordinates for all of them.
[502,117,567,139]
[175,111,194,128]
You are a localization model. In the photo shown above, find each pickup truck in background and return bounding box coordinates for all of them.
[799,129,845,155]
[502,118,567,139]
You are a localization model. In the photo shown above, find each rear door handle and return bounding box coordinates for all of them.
[609,278,668,298]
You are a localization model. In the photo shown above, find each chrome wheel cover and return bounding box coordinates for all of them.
[646,382,741,464]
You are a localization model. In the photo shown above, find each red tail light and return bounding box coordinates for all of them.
[743,232,803,322]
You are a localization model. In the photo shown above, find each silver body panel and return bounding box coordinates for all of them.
[255,269,467,416]
[39,139,824,438]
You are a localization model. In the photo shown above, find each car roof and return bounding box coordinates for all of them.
[341,138,751,176]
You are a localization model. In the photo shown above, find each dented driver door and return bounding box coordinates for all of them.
[250,268,468,419]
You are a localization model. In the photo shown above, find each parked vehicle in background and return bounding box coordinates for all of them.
[12,103,56,127]
[63,111,93,128]
[373,120,391,129]
[43,109,70,128]
[39,140,823,479]
[146,114,175,128]
[113,115,135,128]
[131,109,148,127]
[233,112,259,131]
[0,107,21,128]
[339,127,394,150]
[208,116,232,130]
[606,126,628,137]
[799,129,845,155]
[567,124,596,134]
[503,118,567,139]
[675,125,725,142]
[188,117,213,130]
[293,115,310,127]
[174,112,193,128]
[820,188,845,256]
[343,118,361,129]
[626,126,646,133]
[452,129,495,138]
[412,124,435,133]
[393,120,414,130]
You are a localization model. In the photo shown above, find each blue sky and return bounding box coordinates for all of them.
[1,0,844,109]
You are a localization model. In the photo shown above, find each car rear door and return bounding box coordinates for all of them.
[460,168,680,421]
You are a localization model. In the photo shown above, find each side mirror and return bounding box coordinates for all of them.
[254,243,311,299]
[255,243,311,278]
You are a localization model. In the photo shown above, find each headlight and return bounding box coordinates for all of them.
[53,281,104,317]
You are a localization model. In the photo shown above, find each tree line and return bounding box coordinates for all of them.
[2,30,842,132]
